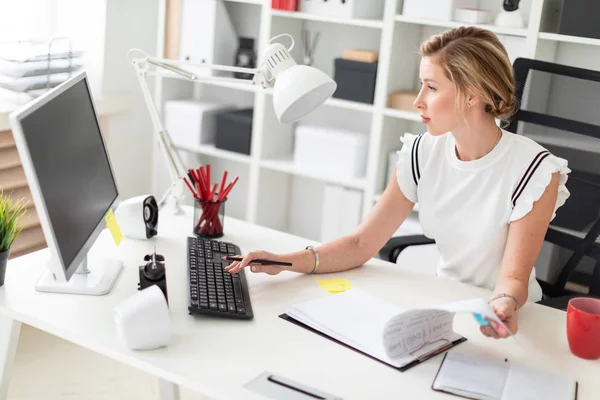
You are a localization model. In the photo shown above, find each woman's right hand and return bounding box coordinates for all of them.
[224,250,288,276]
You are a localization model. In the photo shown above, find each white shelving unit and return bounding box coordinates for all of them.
[151,0,600,242]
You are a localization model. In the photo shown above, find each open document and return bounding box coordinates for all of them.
[282,288,506,370]
[432,349,578,400]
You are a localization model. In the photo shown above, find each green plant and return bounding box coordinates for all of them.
[0,190,27,253]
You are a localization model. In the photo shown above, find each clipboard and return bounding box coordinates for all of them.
[279,313,467,372]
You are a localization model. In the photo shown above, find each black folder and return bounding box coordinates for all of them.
[279,313,467,372]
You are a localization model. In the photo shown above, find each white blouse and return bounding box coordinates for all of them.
[396,129,571,302]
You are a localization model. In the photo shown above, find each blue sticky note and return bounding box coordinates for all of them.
[473,313,489,327]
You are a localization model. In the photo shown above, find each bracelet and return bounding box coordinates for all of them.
[489,293,519,311]
[305,245,319,274]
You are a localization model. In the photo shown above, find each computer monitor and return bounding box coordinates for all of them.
[9,72,123,295]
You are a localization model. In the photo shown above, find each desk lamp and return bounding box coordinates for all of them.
[129,34,337,213]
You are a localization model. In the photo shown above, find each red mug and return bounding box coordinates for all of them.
[566,297,600,360]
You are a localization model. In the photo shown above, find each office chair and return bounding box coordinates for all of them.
[379,58,600,310]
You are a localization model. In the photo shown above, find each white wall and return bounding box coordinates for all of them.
[54,0,107,96]
[0,0,56,41]
[0,0,158,199]
[101,0,160,199]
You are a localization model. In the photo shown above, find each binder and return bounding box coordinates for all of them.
[279,313,467,372]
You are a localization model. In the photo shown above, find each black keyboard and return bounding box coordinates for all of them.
[187,237,254,320]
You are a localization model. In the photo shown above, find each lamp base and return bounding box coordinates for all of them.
[160,195,185,216]
[158,180,185,215]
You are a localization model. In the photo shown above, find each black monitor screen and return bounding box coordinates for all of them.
[19,78,118,271]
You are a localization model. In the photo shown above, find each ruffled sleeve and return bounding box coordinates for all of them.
[509,154,571,222]
[395,133,420,203]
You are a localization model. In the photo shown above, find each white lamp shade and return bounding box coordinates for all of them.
[273,65,337,123]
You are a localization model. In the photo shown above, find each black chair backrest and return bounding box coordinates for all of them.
[507,58,600,298]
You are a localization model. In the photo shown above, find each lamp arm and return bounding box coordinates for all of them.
[146,57,259,78]
[128,50,271,212]
[144,57,271,88]
[131,58,186,186]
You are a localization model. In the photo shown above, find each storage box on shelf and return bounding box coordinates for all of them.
[293,124,369,180]
[215,108,254,155]
[401,0,478,22]
[388,90,418,111]
[333,58,378,104]
[177,0,237,72]
[557,0,600,40]
[164,99,234,147]
[271,0,297,11]
[454,8,493,24]
[298,0,385,20]
[320,184,363,242]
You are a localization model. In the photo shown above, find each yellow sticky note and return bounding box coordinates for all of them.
[317,279,354,294]
[104,208,123,247]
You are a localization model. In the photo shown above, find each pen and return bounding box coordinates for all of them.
[224,256,292,267]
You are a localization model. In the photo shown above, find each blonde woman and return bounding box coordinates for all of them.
[226,27,570,339]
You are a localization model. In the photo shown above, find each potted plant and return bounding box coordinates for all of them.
[0,190,27,287]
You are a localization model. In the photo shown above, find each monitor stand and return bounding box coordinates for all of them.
[35,256,123,295]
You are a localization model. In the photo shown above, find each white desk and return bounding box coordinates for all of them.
[1,207,599,400]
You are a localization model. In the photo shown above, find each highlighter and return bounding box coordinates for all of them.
[472,313,490,327]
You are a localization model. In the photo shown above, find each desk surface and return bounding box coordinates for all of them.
[1,207,598,400]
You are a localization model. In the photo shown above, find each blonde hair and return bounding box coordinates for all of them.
[420,27,516,121]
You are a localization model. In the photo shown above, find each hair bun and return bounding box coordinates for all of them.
[491,97,516,120]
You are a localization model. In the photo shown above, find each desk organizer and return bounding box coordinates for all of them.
[194,198,227,238]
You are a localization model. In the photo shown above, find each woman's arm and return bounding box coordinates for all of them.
[308,167,417,273]
[226,168,415,275]
[482,172,559,338]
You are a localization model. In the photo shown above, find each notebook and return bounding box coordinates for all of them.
[281,288,507,370]
[432,349,578,400]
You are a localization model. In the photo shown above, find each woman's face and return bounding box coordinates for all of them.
[413,56,462,136]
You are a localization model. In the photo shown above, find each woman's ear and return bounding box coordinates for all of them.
[465,93,481,109]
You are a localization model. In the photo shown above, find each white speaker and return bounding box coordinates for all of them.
[114,285,172,351]
[115,195,159,240]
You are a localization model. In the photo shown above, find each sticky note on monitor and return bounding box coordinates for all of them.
[105,208,123,246]
[317,278,354,294]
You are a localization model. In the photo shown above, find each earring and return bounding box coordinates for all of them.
[466,103,471,108]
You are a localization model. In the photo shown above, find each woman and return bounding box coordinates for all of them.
[226,27,570,339]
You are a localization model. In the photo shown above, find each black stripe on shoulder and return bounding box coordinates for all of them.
[411,134,424,186]
[511,150,549,203]
[512,151,551,207]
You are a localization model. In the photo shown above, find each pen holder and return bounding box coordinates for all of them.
[193,198,226,238]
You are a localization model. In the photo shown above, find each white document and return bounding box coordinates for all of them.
[433,350,577,400]
[285,289,504,369]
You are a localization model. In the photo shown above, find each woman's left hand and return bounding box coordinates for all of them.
[480,297,518,339]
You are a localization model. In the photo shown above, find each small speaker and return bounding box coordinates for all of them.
[115,195,158,240]
[114,285,172,350]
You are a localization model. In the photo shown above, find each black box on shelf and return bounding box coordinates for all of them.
[215,108,253,155]
[333,58,378,104]
[558,0,600,40]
